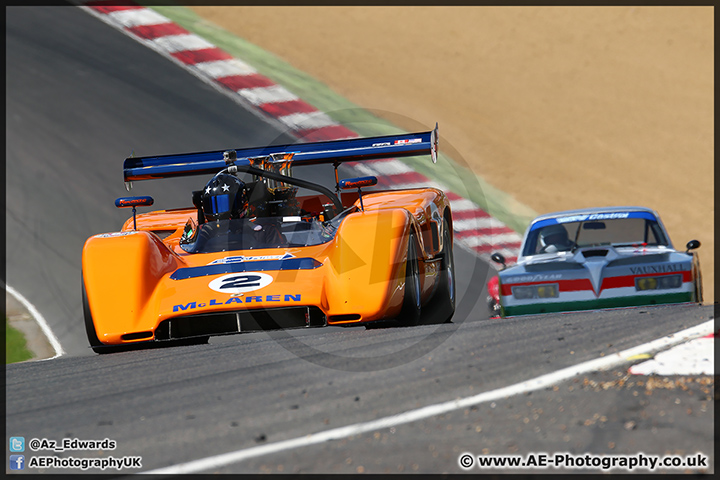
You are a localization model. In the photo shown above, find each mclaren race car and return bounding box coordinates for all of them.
[486,206,702,317]
[82,126,455,353]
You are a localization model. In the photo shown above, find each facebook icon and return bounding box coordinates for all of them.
[9,455,25,470]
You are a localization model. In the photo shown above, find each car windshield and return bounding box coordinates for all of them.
[523,215,669,256]
[180,209,352,254]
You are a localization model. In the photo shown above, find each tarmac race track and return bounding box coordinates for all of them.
[5,6,714,474]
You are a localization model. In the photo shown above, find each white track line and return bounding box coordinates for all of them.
[106,8,170,28]
[459,233,523,248]
[149,33,214,53]
[448,198,478,212]
[5,284,65,359]
[194,59,257,78]
[453,217,507,231]
[277,111,338,130]
[144,319,713,474]
[237,85,299,105]
[363,159,416,176]
[628,335,714,375]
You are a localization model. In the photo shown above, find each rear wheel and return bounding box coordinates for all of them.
[487,296,501,317]
[433,225,456,323]
[397,232,421,326]
[694,263,704,304]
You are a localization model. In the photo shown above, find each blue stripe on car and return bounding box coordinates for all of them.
[530,211,658,231]
[170,258,322,280]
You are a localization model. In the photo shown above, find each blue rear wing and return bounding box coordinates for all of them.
[123,125,438,183]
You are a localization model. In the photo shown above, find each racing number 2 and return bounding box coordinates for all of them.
[219,275,263,290]
[208,271,274,294]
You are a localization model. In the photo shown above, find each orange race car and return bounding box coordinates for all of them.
[81,126,455,353]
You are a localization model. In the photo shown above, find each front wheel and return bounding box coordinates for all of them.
[397,232,421,326]
[82,274,107,354]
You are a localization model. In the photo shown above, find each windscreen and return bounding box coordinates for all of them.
[180,210,352,254]
[523,215,669,257]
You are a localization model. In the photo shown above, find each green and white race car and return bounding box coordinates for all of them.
[487,206,703,317]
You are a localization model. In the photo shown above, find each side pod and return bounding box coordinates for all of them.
[323,209,414,323]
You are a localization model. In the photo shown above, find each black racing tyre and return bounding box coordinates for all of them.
[397,232,422,326]
[82,274,109,354]
[695,258,704,304]
[433,225,456,323]
[487,296,501,316]
[695,270,704,304]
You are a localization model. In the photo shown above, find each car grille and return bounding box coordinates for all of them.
[155,306,327,339]
[581,249,609,258]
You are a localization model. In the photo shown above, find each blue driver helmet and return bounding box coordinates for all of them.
[201,173,248,221]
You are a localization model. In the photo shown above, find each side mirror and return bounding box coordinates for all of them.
[339,176,377,212]
[115,196,154,208]
[338,176,378,190]
[491,252,506,269]
[180,217,198,244]
[115,196,154,230]
[686,239,701,253]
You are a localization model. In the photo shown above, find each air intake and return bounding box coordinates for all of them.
[155,307,326,340]
[328,314,362,323]
[582,249,609,258]
[121,331,154,341]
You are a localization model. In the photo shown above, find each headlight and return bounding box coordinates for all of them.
[635,274,682,291]
[658,274,683,289]
[512,284,559,299]
[636,277,658,291]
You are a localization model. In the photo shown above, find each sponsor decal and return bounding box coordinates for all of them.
[556,212,630,223]
[629,263,685,275]
[208,253,295,265]
[394,138,422,145]
[342,178,376,188]
[173,294,301,312]
[94,232,137,238]
[372,142,391,147]
[117,198,150,206]
[505,273,563,284]
[208,272,274,294]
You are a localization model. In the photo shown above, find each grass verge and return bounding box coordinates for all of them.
[6,318,33,364]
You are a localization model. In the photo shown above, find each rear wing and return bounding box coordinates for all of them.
[123,125,438,186]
